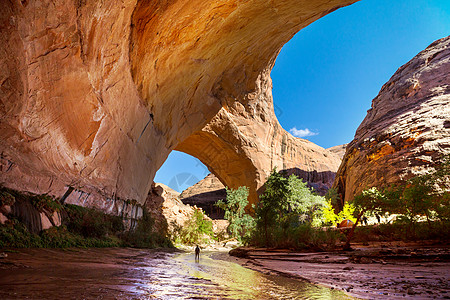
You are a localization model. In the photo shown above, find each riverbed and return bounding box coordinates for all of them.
[0,248,352,299]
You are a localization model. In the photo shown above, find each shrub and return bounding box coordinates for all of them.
[252,169,329,248]
[0,189,16,206]
[121,210,171,248]
[216,186,255,243]
[65,204,124,238]
[172,209,214,245]
[30,194,62,212]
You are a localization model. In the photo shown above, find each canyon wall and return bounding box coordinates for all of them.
[334,36,450,204]
[0,0,356,207]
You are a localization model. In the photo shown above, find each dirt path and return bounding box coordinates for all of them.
[229,241,450,299]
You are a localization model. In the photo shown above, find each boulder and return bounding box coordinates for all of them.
[39,212,53,231]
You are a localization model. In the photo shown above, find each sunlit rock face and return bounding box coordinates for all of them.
[180,173,227,219]
[0,0,356,206]
[334,36,450,204]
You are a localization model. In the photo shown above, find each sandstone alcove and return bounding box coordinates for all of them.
[1,0,448,211]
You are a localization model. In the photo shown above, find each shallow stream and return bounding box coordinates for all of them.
[0,248,352,299]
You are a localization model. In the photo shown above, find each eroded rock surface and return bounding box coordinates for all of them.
[0,0,356,207]
[176,89,343,204]
[327,144,348,160]
[145,182,224,235]
[334,36,450,203]
[180,174,227,219]
[146,182,193,233]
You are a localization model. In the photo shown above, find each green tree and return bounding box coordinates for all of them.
[253,169,327,246]
[255,169,290,246]
[344,187,386,250]
[172,209,214,245]
[287,175,326,226]
[216,186,255,243]
[325,187,342,211]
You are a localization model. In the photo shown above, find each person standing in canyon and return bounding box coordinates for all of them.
[195,245,200,262]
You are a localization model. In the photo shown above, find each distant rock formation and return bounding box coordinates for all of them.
[145,182,225,234]
[176,94,343,204]
[327,144,348,160]
[181,142,347,217]
[334,36,450,204]
[0,0,357,208]
[180,174,227,219]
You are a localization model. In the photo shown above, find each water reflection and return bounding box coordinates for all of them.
[138,251,352,299]
[0,248,353,299]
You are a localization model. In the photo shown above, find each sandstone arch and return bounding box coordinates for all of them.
[0,0,356,205]
[175,73,341,205]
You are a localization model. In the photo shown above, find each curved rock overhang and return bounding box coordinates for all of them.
[0,0,356,205]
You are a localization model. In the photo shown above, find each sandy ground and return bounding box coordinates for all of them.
[229,241,450,299]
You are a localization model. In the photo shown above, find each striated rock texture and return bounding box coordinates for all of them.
[334,36,450,204]
[327,144,348,160]
[145,182,192,233]
[0,0,356,207]
[180,174,227,219]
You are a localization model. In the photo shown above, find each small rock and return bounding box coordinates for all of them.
[343,266,354,271]
[0,253,8,258]
[360,257,372,264]
[407,288,415,295]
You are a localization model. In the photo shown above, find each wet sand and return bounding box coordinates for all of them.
[229,241,450,299]
[0,247,351,299]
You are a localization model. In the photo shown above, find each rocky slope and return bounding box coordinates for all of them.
[334,36,450,203]
[145,182,225,235]
[0,0,357,209]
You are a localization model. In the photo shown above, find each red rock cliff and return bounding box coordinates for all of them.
[334,36,450,204]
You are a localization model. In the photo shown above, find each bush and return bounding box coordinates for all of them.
[0,220,43,248]
[121,210,172,248]
[216,186,255,243]
[65,204,124,238]
[172,209,214,245]
[0,189,16,206]
[30,194,63,212]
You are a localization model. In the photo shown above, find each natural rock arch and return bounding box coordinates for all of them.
[0,0,356,206]
[175,74,341,205]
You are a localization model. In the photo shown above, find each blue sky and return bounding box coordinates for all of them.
[155,0,450,192]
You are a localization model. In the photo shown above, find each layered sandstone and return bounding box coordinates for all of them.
[334,36,450,204]
[0,0,357,208]
[180,174,227,219]
[327,144,348,160]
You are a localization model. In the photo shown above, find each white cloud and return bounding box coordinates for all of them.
[289,127,318,138]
